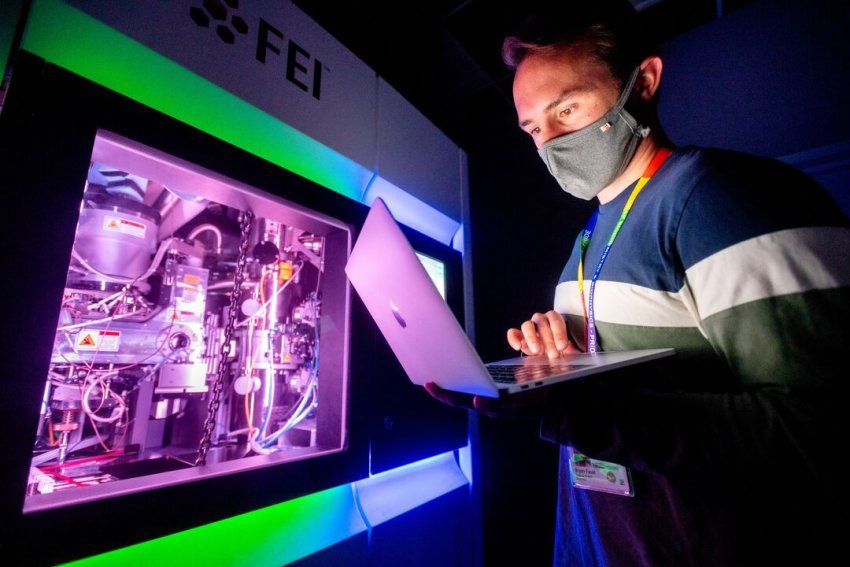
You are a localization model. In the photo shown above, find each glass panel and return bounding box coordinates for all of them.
[24,131,350,512]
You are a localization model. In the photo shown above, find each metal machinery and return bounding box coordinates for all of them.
[24,132,350,510]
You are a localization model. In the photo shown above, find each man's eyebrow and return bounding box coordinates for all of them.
[518,87,583,129]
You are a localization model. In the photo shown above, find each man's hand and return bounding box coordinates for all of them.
[423,310,578,418]
[507,310,581,360]
[424,382,549,419]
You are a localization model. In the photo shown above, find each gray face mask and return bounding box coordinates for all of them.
[537,67,650,200]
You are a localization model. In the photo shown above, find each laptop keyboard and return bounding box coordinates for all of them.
[486,363,588,384]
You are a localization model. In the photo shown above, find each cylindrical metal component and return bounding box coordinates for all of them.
[75,193,160,281]
[51,384,82,411]
[36,381,53,439]
[56,410,79,464]
[53,409,80,432]
[58,432,71,464]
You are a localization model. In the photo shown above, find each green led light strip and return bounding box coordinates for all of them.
[0,0,24,81]
[21,0,369,201]
[59,450,469,566]
[61,485,366,567]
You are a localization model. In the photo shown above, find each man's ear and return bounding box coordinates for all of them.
[635,55,663,102]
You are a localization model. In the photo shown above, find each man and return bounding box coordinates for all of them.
[426,1,850,564]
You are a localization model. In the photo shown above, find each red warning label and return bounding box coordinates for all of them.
[103,216,146,239]
[75,330,121,352]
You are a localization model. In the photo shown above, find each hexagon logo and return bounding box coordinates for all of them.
[189,0,249,45]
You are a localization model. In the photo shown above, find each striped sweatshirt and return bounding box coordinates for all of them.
[540,146,850,566]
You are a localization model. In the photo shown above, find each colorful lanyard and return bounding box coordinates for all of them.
[577,147,672,353]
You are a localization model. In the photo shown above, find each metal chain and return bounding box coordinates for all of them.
[195,210,254,466]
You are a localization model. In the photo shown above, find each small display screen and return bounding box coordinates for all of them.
[415,252,446,300]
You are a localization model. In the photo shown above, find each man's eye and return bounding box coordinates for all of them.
[559,107,572,117]
[530,127,541,136]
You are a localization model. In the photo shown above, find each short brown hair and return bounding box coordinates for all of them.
[502,1,656,87]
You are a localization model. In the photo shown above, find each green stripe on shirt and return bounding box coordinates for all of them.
[702,286,850,388]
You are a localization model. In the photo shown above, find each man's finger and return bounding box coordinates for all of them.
[508,329,535,356]
[532,312,558,359]
[507,328,523,351]
[545,310,574,352]
[521,320,542,354]
[424,381,454,404]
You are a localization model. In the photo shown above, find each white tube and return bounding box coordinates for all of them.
[72,237,178,284]
[82,376,125,424]
[90,289,127,312]
[56,309,143,332]
[71,250,133,283]
[234,264,303,328]
[207,280,257,291]
[188,224,223,252]
[261,380,316,446]
[249,430,273,455]
[226,427,252,438]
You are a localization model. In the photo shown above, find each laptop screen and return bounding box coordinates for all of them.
[415,252,446,300]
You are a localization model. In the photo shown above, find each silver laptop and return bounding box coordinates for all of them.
[345,198,674,398]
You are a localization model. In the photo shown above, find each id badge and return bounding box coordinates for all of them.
[568,448,634,497]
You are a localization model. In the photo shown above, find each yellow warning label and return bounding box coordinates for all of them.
[79,334,96,347]
[279,261,293,283]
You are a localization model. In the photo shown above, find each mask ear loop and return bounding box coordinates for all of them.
[616,66,651,138]
[604,66,650,179]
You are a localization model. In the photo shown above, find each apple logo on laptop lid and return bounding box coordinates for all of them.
[390,301,407,328]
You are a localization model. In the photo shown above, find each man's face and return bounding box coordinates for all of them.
[513,45,622,149]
